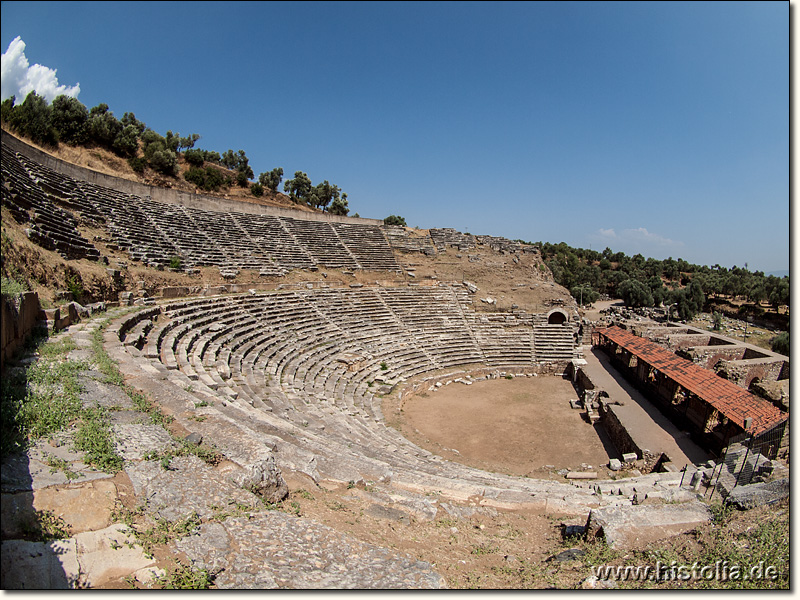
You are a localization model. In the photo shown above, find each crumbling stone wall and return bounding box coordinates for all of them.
[1,291,41,369]
[715,359,788,388]
[679,346,747,369]
[598,402,641,459]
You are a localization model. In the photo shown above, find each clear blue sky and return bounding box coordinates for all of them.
[1,1,789,273]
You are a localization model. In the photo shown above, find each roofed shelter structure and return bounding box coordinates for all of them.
[593,326,788,457]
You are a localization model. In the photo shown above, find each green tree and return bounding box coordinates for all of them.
[771,331,789,355]
[768,277,789,310]
[311,180,340,211]
[183,148,206,167]
[221,149,238,170]
[87,103,122,148]
[0,96,16,125]
[178,133,200,151]
[384,215,407,227]
[235,170,250,187]
[50,95,89,145]
[120,112,146,134]
[250,182,264,197]
[259,167,283,192]
[284,171,313,203]
[141,130,177,175]
[571,284,598,306]
[328,193,349,216]
[9,92,57,146]
[112,124,140,158]
[618,279,654,308]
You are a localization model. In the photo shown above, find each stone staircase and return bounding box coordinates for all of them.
[533,324,578,361]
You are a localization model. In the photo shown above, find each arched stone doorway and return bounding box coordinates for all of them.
[547,308,569,325]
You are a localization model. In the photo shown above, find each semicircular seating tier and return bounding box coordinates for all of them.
[107,285,647,513]
[3,136,538,275]
[1,139,401,273]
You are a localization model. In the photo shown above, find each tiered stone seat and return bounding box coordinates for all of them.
[533,324,579,361]
[330,222,400,271]
[2,139,409,275]
[79,183,181,267]
[232,213,315,272]
[15,153,106,224]
[430,227,477,251]
[1,145,100,260]
[474,234,524,253]
[382,226,437,255]
[115,294,625,509]
[282,217,359,269]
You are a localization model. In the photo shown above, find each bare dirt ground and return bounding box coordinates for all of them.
[394,376,614,477]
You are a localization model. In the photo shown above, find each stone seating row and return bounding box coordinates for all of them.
[2,139,404,273]
[115,300,639,511]
[429,227,477,251]
[135,288,576,432]
[382,226,438,255]
[2,146,100,261]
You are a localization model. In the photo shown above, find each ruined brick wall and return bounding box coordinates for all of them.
[715,359,787,388]
[681,346,747,369]
[1,291,41,369]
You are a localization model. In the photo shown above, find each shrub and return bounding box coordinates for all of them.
[183,148,206,167]
[128,156,147,173]
[184,166,228,192]
[169,256,182,270]
[384,215,407,227]
[771,331,789,355]
[250,182,264,197]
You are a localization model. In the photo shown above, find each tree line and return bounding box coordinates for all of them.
[536,242,789,323]
[1,92,350,215]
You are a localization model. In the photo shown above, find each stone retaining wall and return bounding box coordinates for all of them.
[1,291,41,369]
[598,403,641,459]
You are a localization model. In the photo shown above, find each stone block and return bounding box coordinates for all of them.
[608,459,622,471]
[622,452,638,463]
[585,501,712,549]
[725,478,789,510]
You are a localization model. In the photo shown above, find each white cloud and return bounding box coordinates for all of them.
[621,227,682,247]
[597,228,617,239]
[589,226,683,254]
[1,36,80,104]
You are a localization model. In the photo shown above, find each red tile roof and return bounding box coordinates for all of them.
[597,326,787,435]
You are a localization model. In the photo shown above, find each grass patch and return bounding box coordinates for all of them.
[73,407,124,473]
[152,560,214,589]
[113,504,201,559]
[143,437,223,470]
[1,275,27,297]
[1,332,86,458]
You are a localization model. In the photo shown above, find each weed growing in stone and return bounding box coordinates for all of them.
[22,509,72,542]
[74,407,124,473]
[152,560,214,589]
[43,452,82,481]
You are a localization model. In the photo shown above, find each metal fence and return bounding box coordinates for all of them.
[706,422,787,499]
